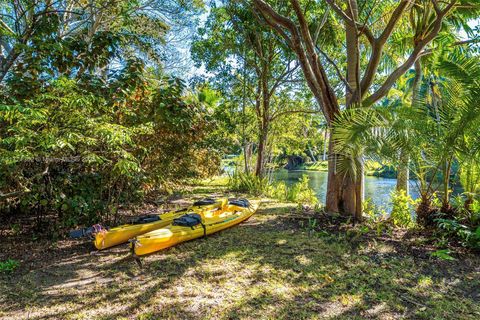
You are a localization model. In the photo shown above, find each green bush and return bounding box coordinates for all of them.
[436,218,480,249]
[228,172,318,205]
[435,199,480,249]
[0,259,19,273]
[389,190,416,228]
[283,175,318,205]
[363,198,387,222]
[228,171,272,196]
[270,181,288,200]
[1,75,220,229]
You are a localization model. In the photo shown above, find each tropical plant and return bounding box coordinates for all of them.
[0,259,19,273]
[332,53,480,225]
[284,175,318,205]
[228,171,272,195]
[252,0,475,218]
[390,190,416,228]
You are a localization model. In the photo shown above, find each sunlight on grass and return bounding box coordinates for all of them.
[1,186,480,319]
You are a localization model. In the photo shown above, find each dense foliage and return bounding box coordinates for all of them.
[0,0,219,230]
[332,52,480,248]
[0,0,479,254]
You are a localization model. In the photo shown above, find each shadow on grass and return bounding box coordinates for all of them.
[1,200,479,319]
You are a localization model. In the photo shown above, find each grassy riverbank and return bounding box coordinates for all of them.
[296,161,390,177]
[1,180,479,319]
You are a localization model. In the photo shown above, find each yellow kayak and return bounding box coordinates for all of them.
[131,199,259,256]
[93,199,228,250]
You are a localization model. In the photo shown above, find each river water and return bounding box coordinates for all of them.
[272,170,420,211]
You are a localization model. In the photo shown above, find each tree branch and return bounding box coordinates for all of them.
[268,62,299,97]
[324,0,355,26]
[313,7,330,43]
[316,46,353,93]
[360,0,411,96]
[378,0,412,45]
[363,0,457,106]
[271,109,320,121]
[254,0,340,123]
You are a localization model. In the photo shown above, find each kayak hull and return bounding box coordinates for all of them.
[132,202,259,256]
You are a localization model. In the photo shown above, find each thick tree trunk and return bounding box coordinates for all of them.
[341,0,363,220]
[325,138,359,215]
[325,139,342,213]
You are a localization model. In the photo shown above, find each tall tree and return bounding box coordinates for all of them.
[332,52,480,225]
[0,0,202,82]
[192,1,316,176]
[252,0,464,218]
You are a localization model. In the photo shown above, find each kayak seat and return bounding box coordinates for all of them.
[229,198,250,208]
[172,213,203,227]
[131,215,161,224]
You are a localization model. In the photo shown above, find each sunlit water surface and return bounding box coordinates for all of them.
[272,170,419,211]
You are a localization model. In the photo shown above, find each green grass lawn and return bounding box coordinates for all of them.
[1,184,479,319]
[302,161,329,171]
[302,161,386,177]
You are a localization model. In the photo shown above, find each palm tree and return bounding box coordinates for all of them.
[332,53,480,225]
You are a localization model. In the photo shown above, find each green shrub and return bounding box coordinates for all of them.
[471,200,480,218]
[228,172,318,205]
[363,198,387,222]
[1,75,220,229]
[0,259,19,273]
[389,190,416,228]
[228,171,272,196]
[270,181,288,200]
[283,175,318,205]
[436,218,480,249]
[435,199,480,249]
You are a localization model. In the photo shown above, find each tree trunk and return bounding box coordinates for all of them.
[355,156,364,220]
[323,128,328,161]
[243,143,250,173]
[325,138,358,215]
[323,3,362,217]
[341,0,362,220]
[255,127,268,177]
[441,157,453,212]
[396,155,409,194]
[325,140,342,213]
[397,60,421,192]
[308,146,317,162]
